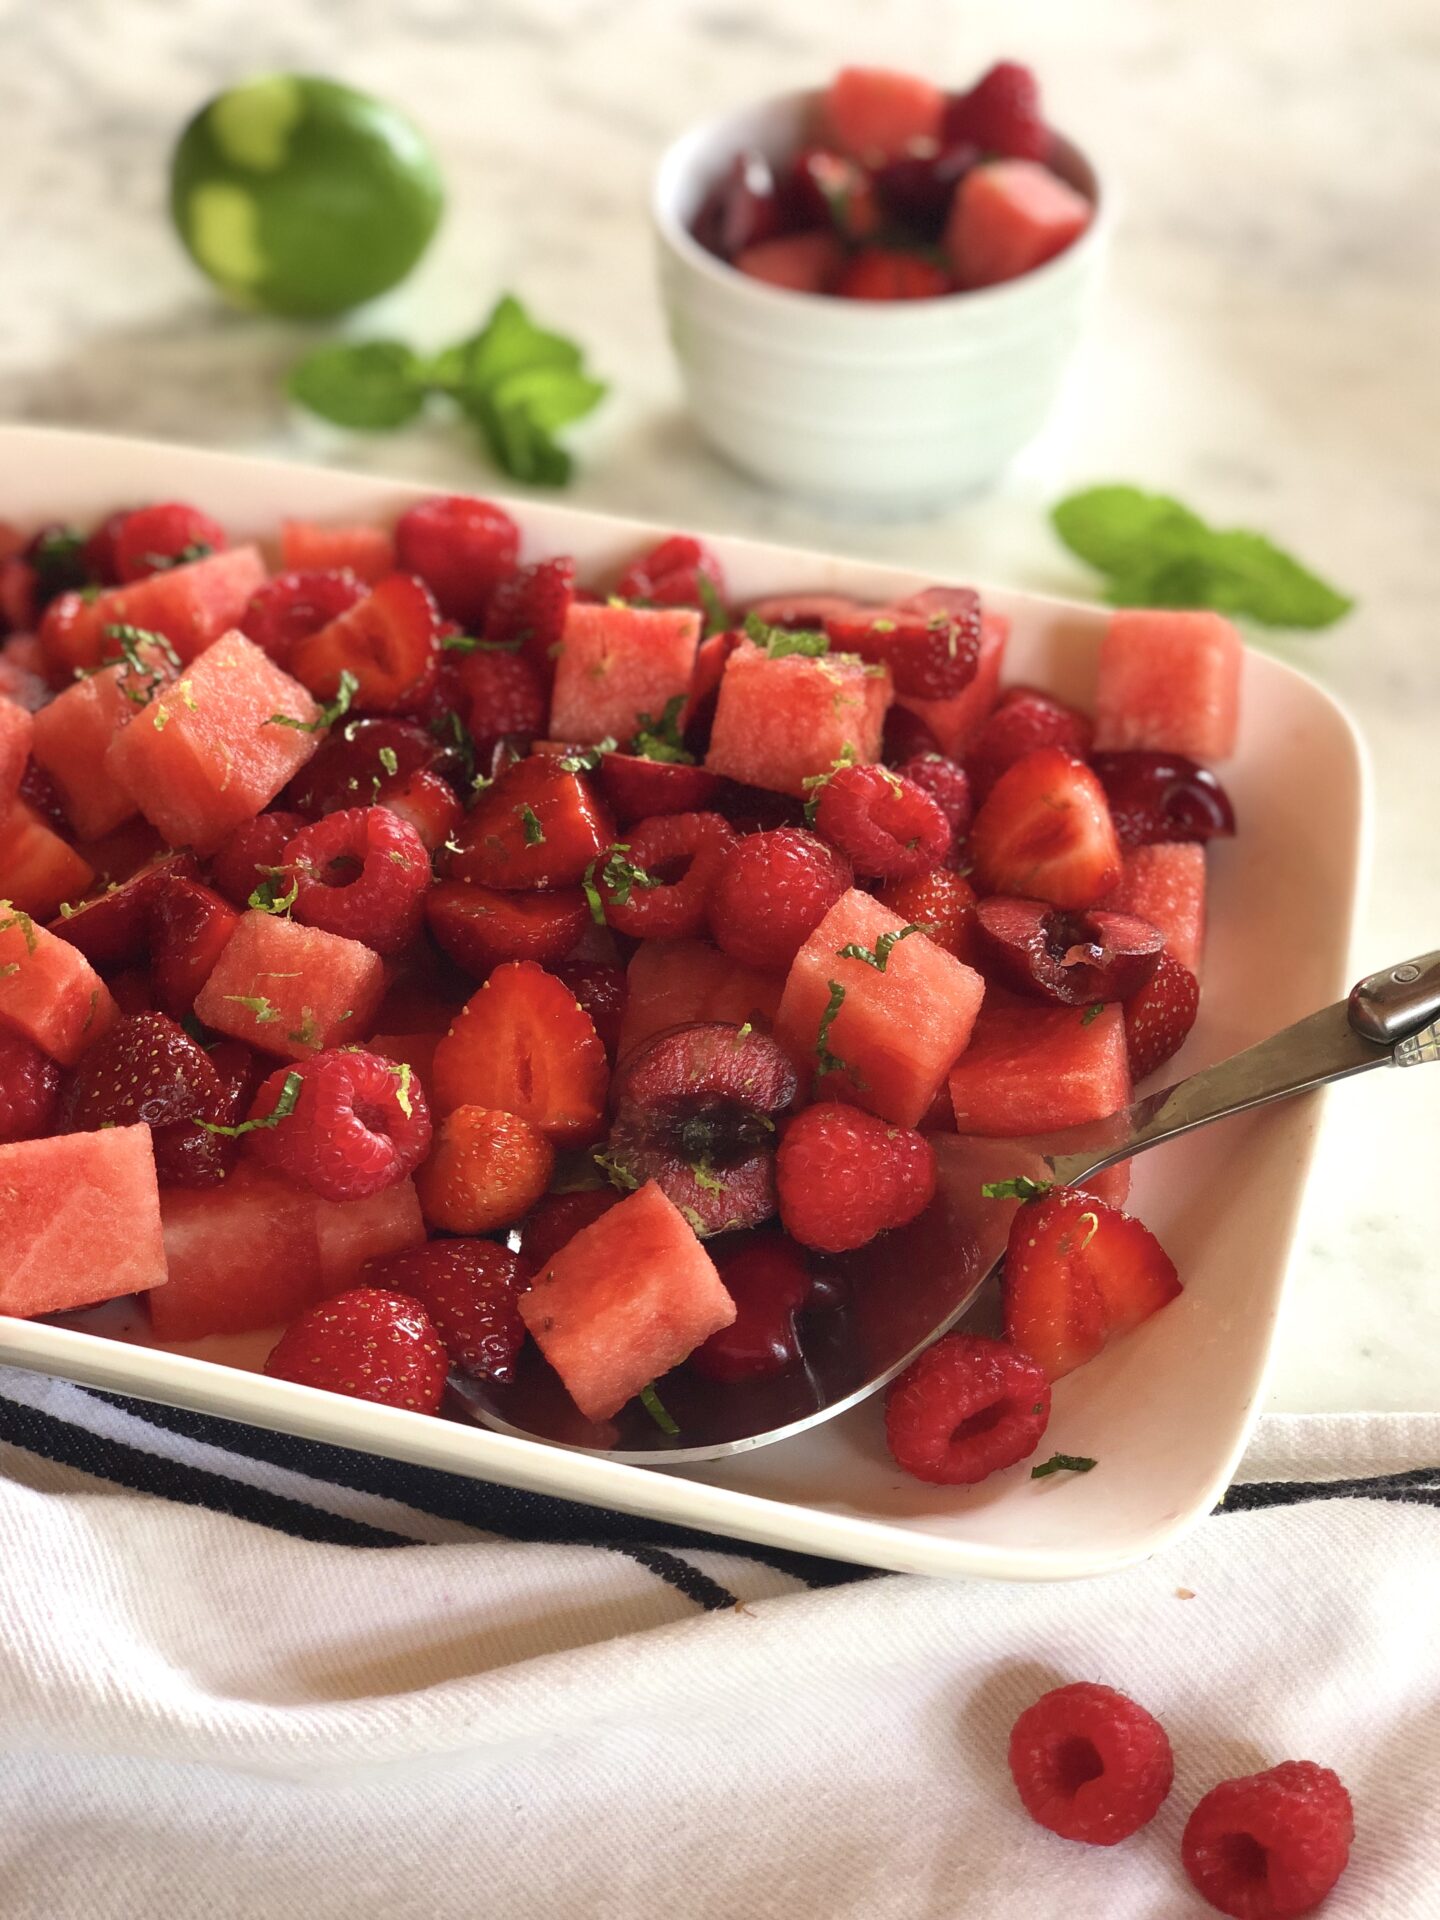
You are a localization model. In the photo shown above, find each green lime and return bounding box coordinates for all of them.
[169,74,444,317]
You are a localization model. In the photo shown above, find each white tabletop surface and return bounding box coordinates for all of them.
[3,0,1435,1413]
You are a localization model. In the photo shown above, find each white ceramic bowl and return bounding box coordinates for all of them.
[652,91,1111,515]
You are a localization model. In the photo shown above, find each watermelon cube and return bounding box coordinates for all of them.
[1103,842,1206,975]
[822,67,945,163]
[280,519,394,584]
[705,639,891,796]
[734,232,844,294]
[153,1163,319,1342]
[518,1180,736,1421]
[105,631,322,853]
[775,889,986,1127]
[0,1125,166,1319]
[0,904,116,1064]
[40,546,269,677]
[0,697,31,811]
[618,938,784,1063]
[30,639,177,840]
[313,1179,425,1289]
[193,911,385,1059]
[549,603,703,745]
[946,161,1092,290]
[1094,611,1243,762]
[948,990,1132,1137]
[0,801,95,920]
[893,609,1009,758]
[0,634,47,711]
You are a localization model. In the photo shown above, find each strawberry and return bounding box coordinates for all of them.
[362,1239,527,1383]
[415,1104,555,1234]
[288,572,441,713]
[966,686,1095,801]
[432,959,610,1143]
[283,717,442,819]
[264,1287,450,1414]
[823,595,981,700]
[681,629,742,754]
[149,878,240,1017]
[483,557,576,680]
[112,502,227,584]
[553,960,626,1060]
[597,752,722,824]
[426,880,590,974]
[239,568,366,667]
[49,850,199,967]
[208,812,307,908]
[82,509,130,587]
[1123,952,1200,1080]
[944,61,1050,162]
[394,495,520,630]
[456,646,546,752]
[835,248,951,300]
[381,768,464,852]
[970,747,1122,908]
[58,1010,239,1187]
[446,754,614,892]
[517,1188,621,1269]
[0,1027,61,1143]
[876,866,978,962]
[1001,1186,1181,1380]
[777,1102,936,1252]
[616,535,727,617]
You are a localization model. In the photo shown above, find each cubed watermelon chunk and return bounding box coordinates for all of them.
[313,1179,425,1289]
[280,519,394,584]
[40,547,270,676]
[893,609,1009,758]
[775,889,986,1127]
[822,67,945,163]
[105,631,322,853]
[617,938,784,1063]
[733,231,844,294]
[946,161,1092,290]
[30,640,177,840]
[153,1163,319,1341]
[193,910,384,1059]
[705,640,891,796]
[948,990,1132,1136]
[0,1125,166,1318]
[0,801,95,919]
[1094,610,1243,761]
[0,698,32,811]
[519,1180,736,1421]
[0,635,47,712]
[1103,842,1206,975]
[549,603,703,745]
[0,904,116,1063]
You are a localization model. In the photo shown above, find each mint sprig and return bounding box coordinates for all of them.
[980,1175,1053,1202]
[265,669,358,734]
[631,695,694,766]
[1031,1453,1098,1480]
[742,611,830,659]
[198,1068,303,1137]
[837,923,931,973]
[1051,485,1353,629]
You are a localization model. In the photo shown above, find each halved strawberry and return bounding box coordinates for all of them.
[288,573,441,712]
[554,959,626,1059]
[967,685,1095,801]
[1123,952,1200,1081]
[824,595,981,700]
[970,747,1121,908]
[446,754,614,891]
[149,878,240,1017]
[48,850,199,967]
[58,1009,240,1188]
[597,752,722,823]
[1002,1187,1181,1380]
[431,959,610,1143]
[484,557,576,681]
[382,767,463,852]
[682,629,742,753]
[426,880,590,974]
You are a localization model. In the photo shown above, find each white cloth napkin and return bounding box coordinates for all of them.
[1,1369,1436,1919]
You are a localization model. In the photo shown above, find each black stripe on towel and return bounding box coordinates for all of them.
[1220,1467,1440,1514]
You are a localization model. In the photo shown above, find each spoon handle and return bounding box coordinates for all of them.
[1048,949,1440,1183]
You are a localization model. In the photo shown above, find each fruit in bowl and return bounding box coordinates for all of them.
[0,488,1243,1489]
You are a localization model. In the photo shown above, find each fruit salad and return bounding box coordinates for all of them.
[693,61,1095,299]
[0,495,1241,1484]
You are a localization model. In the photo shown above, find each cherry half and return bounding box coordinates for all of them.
[975,897,1163,1006]
[1090,751,1237,849]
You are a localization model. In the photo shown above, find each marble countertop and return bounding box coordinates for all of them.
[3,0,1436,1411]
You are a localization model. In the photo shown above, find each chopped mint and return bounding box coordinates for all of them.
[390,1060,414,1118]
[0,906,38,954]
[378,746,399,776]
[583,844,661,922]
[1081,1002,1106,1027]
[814,979,854,1089]
[980,1175,1053,1202]
[638,1383,680,1436]
[266,669,359,734]
[593,1147,640,1192]
[286,1010,321,1050]
[198,1067,303,1136]
[287,340,430,431]
[558,738,616,773]
[223,993,279,1025]
[428,707,476,786]
[800,743,858,823]
[248,872,298,916]
[1031,1453,1098,1480]
[439,632,521,654]
[743,611,829,660]
[518,803,546,846]
[30,526,88,599]
[142,541,214,572]
[837,923,931,973]
[690,1159,724,1195]
[630,695,694,766]
[696,573,730,638]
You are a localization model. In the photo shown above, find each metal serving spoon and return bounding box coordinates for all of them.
[451,950,1440,1465]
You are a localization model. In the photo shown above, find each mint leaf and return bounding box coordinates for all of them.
[1193,530,1353,629]
[837,923,930,973]
[288,341,428,431]
[638,1383,680,1435]
[518,803,545,846]
[198,1067,303,1137]
[30,526,88,599]
[1080,1002,1105,1027]
[743,611,829,659]
[558,738,616,773]
[631,694,693,766]
[696,574,730,638]
[248,871,298,916]
[1051,485,1208,577]
[433,294,584,392]
[814,979,862,1091]
[1031,1453,1098,1480]
[266,669,358,734]
[980,1175,1053,1202]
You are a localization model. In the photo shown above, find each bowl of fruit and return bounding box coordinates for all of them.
[0,427,1365,1579]
[653,61,1107,513]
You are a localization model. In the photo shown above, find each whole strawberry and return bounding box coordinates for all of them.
[362,1239,527,1383]
[59,1010,239,1186]
[265,1288,450,1413]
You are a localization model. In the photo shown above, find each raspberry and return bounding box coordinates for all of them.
[813,763,952,879]
[284,806,431,955]
[58,1011,238,1187]
[265,1287,449,1414]
[0,1027,60,1142]
[707,827,853,971]
[362,1239,526,1383]
[518,1188,621,1269]
[776,1102,935,1253]
[1008,1682,1174,1846]
[876,867,977,961]
[967,687,1094,801]
[554,960,627,1059]
[893,752,972,840]
[483,557,576,679]
[1124,951,1200,1080]
[244,1048,433,1203]
[598,811,737,940]
[944,61,1050,162]
[415,1103,555,1234]
[1182,1761,1354,1918]
[209,810,307,908]
[456,646,547,753]
[240,569,365,666]
[616,535,728,617]
[112,502,227,584]
[394,495,520,629]
[885,1333,1050,1484]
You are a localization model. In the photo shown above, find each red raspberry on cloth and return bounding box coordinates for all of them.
[1008,1682,1174,1845]
[707,826,853,971]
[777,1101,935,1253]
[0,1027,60,1142]
[893,752,973,841]
[884,1333,1050,1484]
[812,762,952,879]
[244,1047,433,1203]
[363,1239,526,1384]
[284,805,431,956]
[393,495,520,629]
[1182,1760,1354,1918]
[1124,951,1200,1081]
[264,1287,449,1413]
[597,811,737,940]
